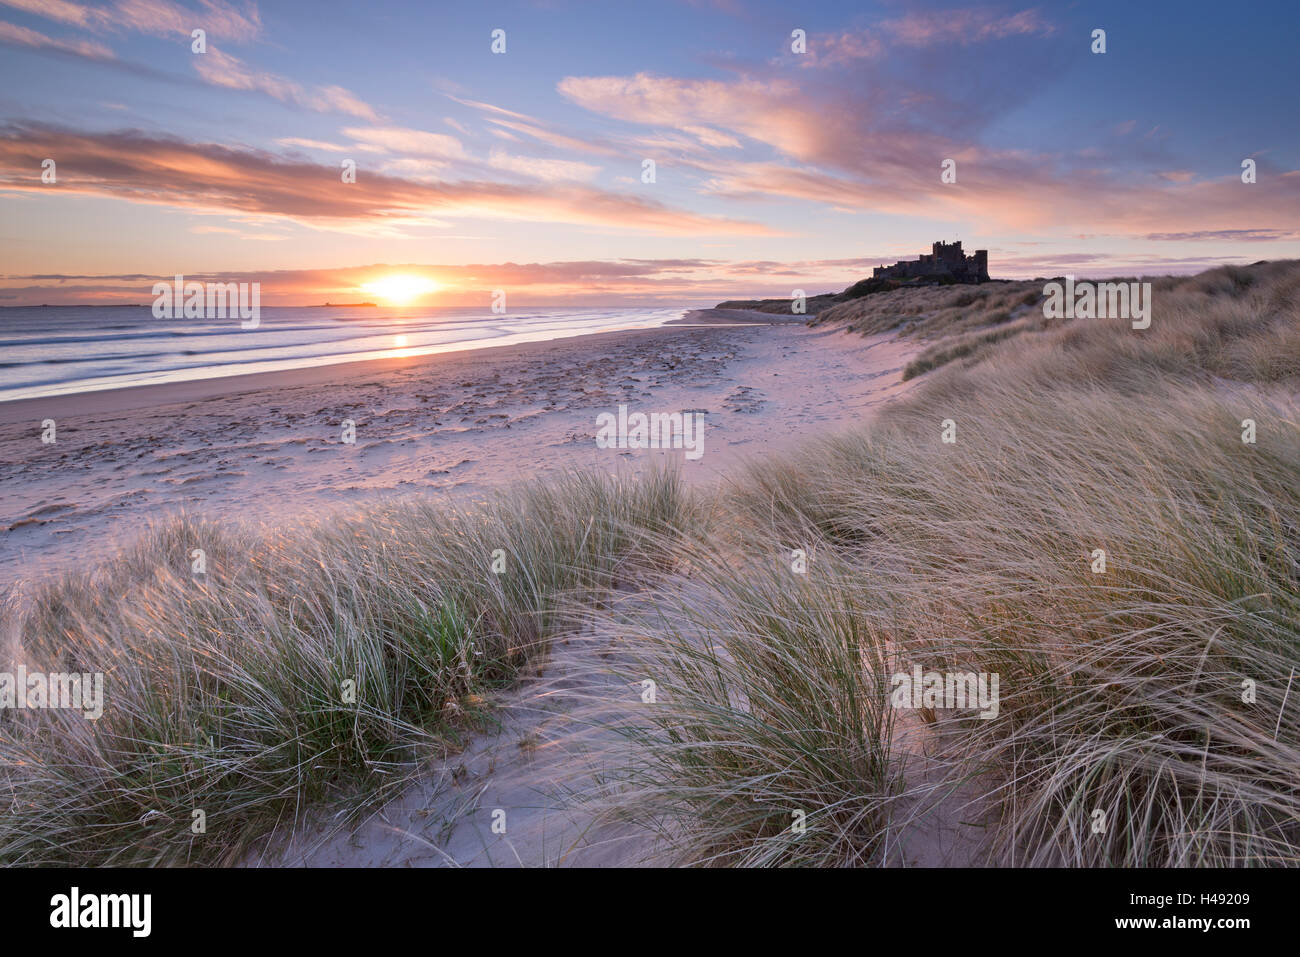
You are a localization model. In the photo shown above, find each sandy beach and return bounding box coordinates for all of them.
[1,311,914,583]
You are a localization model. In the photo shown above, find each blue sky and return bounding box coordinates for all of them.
[1,0,1297,305]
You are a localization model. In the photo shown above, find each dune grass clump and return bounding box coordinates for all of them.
[901,316,1039,380]
[598,547,899,866]
[0,468,692,866]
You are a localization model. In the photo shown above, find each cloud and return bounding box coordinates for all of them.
[880,7,1054,47]
[193,47,378,119]
[803,6,1055,67]
[312,85,377,121]
[0,123,776,237]
[341,125,465,158]
[0,17,113,57]
[682,125,741,149]
[372,156,453,184]
[0,0,111,28]
[188,223,287,239]
[486,149,600,182]
[0,0,261,41]
[447,94,622,157]
[1145,229,1300,242]
[560,73,787,136]
[115,0,261,40]
[556,6,1068,178]
[275,136,348,152]
[559,72,881,171]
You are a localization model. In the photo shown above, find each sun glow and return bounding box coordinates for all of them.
[360,274,439,305]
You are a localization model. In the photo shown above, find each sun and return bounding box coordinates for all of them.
[360,274,439,305]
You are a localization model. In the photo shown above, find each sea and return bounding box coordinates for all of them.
[0,304,691,403]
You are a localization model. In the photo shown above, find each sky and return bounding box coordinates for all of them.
[1,0,1298,306]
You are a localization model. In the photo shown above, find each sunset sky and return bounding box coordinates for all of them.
[1,0,1298,306]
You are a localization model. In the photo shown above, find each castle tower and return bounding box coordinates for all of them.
[932,240,964,265]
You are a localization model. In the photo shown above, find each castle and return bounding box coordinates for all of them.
[873,241,989,283]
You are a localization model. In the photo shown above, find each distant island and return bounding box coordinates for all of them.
[321,302,378,307]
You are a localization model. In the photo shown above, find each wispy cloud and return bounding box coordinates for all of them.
[1145,228,1300,242]
[0,0,262,41]
[882,7,1054,47]
[486,149,600,182]
[448,94,622,157]
[341,125,464,158]
[275,136,349,153]
[193,47,378,119]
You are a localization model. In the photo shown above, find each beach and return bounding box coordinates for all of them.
[1,311,915,582]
